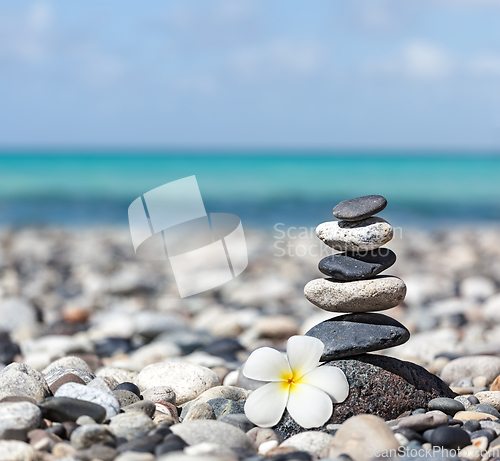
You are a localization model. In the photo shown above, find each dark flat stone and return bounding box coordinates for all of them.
[305,313,410,360]
[430,426,470,450]
[333,195,387,221]
[273,354,456,438]
[318,249,396,281]
[428,398,465,416]
[39,396,106,423]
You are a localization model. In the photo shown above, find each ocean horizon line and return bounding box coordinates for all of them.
[1,147,500,157]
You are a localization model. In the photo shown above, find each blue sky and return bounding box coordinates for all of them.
[0,0,499,149]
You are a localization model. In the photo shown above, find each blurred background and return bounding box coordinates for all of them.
[0,1,499,373]
[1,0,500,228]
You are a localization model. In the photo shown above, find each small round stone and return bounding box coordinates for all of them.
[428,398,465,416]
[318,249,396,281]
[430,426,471,450]
[333,195,388,221]
[109,411,156,441]
[207,398,245,419]
[304,276,406,313]
[170,420,255,450]
[0,402,42,437]
[0,441,38,460]
[474,391,500,410]
[306,313,410,360]
[113,390,140,408]
[114,382,141,397]
[137,362,220,405]
[141,386,176,406]
[463,420,481,432]
[0,363,50,402]
[70,423,115,450]
[316,217,393,252]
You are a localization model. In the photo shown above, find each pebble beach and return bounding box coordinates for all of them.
[1,214,500,460]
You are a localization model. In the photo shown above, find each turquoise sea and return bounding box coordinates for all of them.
[1,151,499,229]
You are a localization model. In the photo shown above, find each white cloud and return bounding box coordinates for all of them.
[0,1,53,63]
[469,54,500,76]
[231,39,324,82]
[364,40,453,81]
[402,41,453,80]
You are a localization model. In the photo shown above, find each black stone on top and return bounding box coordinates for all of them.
[305,312,410,361]
[333,195,387,221]
[318,248,396,281]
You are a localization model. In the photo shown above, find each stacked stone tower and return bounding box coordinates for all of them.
[304,195,409,359]
[275,195,456,436]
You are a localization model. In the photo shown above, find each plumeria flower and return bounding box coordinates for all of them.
[243,335,349,429]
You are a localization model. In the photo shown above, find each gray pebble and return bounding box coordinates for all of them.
[113,389,140,408]
[0,363,50,402]
[109,411,155,441]
[428,398,465,416]
[122,400,156,418]
[0,402,42,438]
[171,420,256,450]
[70,423,115,449]
[219,413,254,432]
[55,382,119,419]
[183,401,216,421]
[207,398,245,419]
[469,403,500,418]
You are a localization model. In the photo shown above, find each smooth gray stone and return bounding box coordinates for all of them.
[470,404,500,419]
[428,398,465,416]
[333,195,387,221]
[39,396,106,423]
[70,423,115,450]
[318,249,396,281]
[306,313,410,360]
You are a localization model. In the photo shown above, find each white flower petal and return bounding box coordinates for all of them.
[244,381,289,427]
[286,335,324,379]
[287,383,333,428]
[300,365,349,403]
[243,347,291,381]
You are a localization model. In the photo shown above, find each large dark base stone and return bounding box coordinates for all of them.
[306,313,410,360]
[274,354,456,438]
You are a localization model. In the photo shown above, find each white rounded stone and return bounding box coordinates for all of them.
[316,217,393,251]
[304,276,406,312]
[137,362,221,405]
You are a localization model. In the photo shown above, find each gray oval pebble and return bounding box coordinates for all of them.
[428,398,465,416]
[333,195,387,221]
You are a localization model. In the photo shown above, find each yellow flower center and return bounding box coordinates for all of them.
[279,369,305,392]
